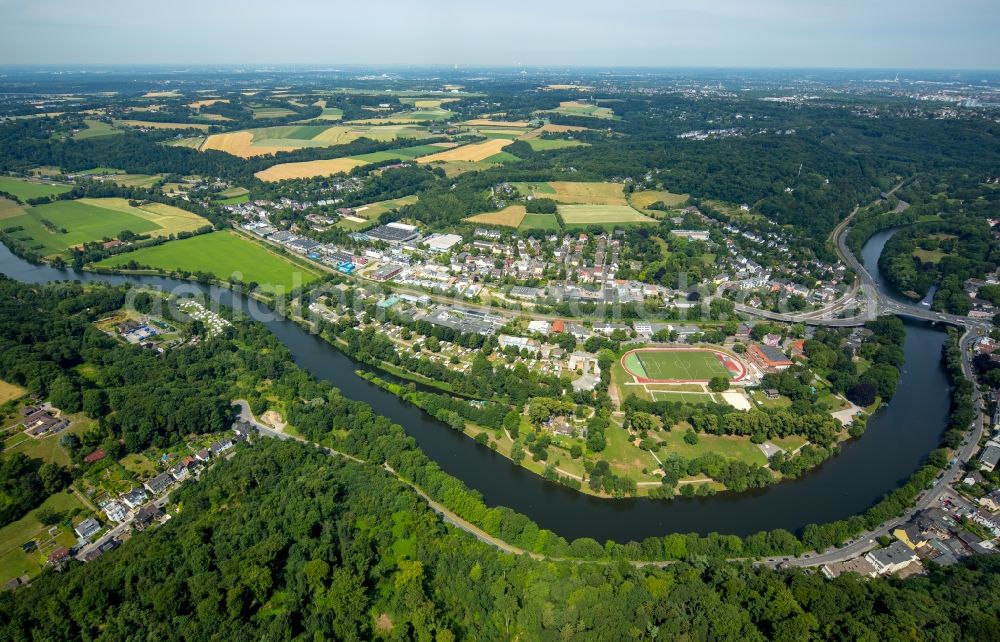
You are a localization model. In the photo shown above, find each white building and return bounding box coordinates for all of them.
[865,541,918,575]
[527,320,551,335]
[104,501,128,523]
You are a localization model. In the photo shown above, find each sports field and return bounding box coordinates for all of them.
[464,205,526,228]
[93,231,319,294]
[621,348,747,383]
[0,177,72,201]
[558,204,655,225]
[417,138,512,163]
[0,198,208,257]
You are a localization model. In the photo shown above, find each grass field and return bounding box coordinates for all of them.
[463,205,527,228]
[252,106,295,119]
[518,213,561,231]
[351,195,419,220]
[630,190,689,210]
[550,101,616,119]
[0,491,86,587]
[3,200,155,256]
[189,99,228,109]
[0,177,72,201]
[102,174,163,188]
[0,379,26,403]
[93,231,320,294]
[351,144,448,164]
[166,136,206,149]
[525,138,588,151]
[463,118,532,128]
[115,120,210,131]
[73,119,121,140]
[650,391,719,404]
[417,138,512,163]
[913,248,949,264]
[390,108,454,121]
[657,425,767,466]
[558,204,655,225]
[519,123,591,140]
[621,348,743,383]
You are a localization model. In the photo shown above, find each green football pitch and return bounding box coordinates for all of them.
[621,349,741,383]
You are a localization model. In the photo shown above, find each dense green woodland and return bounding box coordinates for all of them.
[2,439,1000,641]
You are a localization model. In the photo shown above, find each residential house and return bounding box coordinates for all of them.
[145,472,174,496]
[121,488,148,510]
[866,541,919,575]
[74,517,101,541]
[104,501,127,523]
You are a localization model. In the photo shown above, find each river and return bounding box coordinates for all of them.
[0,231,951,540]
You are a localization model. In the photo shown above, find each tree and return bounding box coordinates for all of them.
[708,376,730,392]
[683,429,699,445]
[847,382,877,407]
[49,376,82,413]
[38,463,68,495]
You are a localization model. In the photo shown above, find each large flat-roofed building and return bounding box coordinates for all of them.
[424,233,463,253]
[366,222,420,244]
[747,343,793,371]
[866,541,919,575]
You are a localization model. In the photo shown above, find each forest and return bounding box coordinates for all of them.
[2,438,1000,641]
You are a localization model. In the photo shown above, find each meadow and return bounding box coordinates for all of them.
[525,138,588,151]
[518,213,561,231]
[0,177,72,201]
[114,120,210,131]
[550,101,616,119]
[630,189,689,210]
[0,379,26,403]
[93,231,320,294]
[72,119,121,140]
[0,198,208,257]
[252,106,296,119]
[517,181,628,205]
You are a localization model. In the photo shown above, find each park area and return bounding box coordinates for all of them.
[0,198,209,257]
[92,231,320,294]
[621,348,747,384]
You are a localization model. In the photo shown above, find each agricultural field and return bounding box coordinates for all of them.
[252,106,295,119]
[417,138,512,163]
[255,157,366,181]
[0,198,208,257]
[336,195,419,230]
[351,144,452,164]
[620,348,747,383]
[463,205,527,228]
[114,120,210,131]
[525,138,588,151]
[389,108,454,121]
[558,204,655,226]
[93,231,320,294]
[518,213,561,232]
[516,181,628,205]
[548,101,616,119]
[72,119,121,140]
[401,97,460,110]
[519,123,591,139]
[188,98,228,109]
[166,136,206,149]
[463,119,533,128]
[0,176,72,201]
[201,123,432,158]
[630,189,689,210]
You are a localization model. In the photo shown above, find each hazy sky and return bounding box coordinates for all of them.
[1,0,998,68]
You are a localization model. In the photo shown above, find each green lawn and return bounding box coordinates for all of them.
[657,426,768,466]
[4,200,162,256]
[0,177,72,201]
[252,107,295,119]
[93,231,321,294]
[623,349,732,382]
[650,391,718,404]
